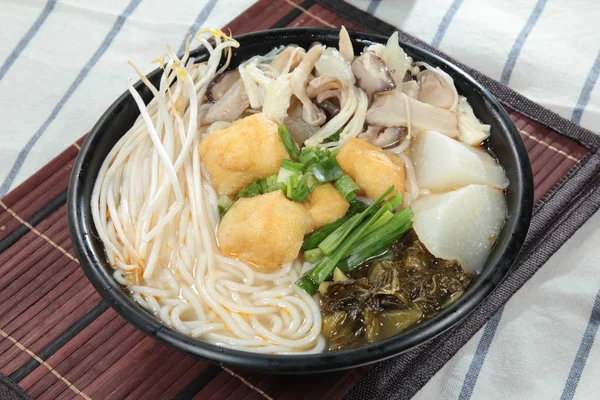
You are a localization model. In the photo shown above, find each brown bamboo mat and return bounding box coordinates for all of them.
[1,0,600,399]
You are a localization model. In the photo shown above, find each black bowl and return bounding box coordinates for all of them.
[68,28,533,373]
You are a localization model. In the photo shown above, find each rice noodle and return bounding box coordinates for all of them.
[91,30,323,354]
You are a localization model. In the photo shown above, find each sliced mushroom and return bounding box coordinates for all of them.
[207,70,241,102]
[263,74,293,125]
[283,116,319,144]
[416,70,457,109]
[339,26,354,63]
[366,92,458,137]
[402,80,420,99]
[318,99,341,118]
[359,125,384,142]
[358,125,406,149]
[290,45,327,126]
[378,126,406,148]
[351,52,396,95]
[307,76,343,103]
[307,76,344,118]
[202,79,249,124]
[270,46,305,73]
[457,96,491,145]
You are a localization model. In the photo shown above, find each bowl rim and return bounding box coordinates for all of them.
[68,27,534,373]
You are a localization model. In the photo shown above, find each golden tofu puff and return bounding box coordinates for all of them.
[199,113,289,196]
[337,138,405,200]
[217,191,311,269]
[304,183,349,231]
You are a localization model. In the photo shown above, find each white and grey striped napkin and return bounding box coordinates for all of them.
[348,1,600,399]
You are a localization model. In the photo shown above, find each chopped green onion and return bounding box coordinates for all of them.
[304,248,324,263]
[301,192,393,292]
[356,208,413,254]
[339,208,413,273]
[217,195,234,218]
[362,210,394,236]
[299,149,320,166]
[278,125,300,160]
[257,178,268,193]
[302,215,352,250]
[328,148,340,158]
[287,172,300,198]
[290,172,317,202]
[296,186,397,294]
[237,174,284,199]
[334,174,360,200]
[237,180,261,198]
[318,187,393,255]
[296,276,319,294]
[339,216,413,273]
[348,198,367,214]
[324,128,342,143]
[264,175,285,193]
[282,159,304,171]
[277,167,296,186]
[308,157,344,184]
[387,191,404,209]
[317,215,361,255]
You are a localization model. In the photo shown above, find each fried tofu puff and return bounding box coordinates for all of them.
[337,138,405,200]
[217,191,311,268]
[304,183,349,231]
[199,113,289,196]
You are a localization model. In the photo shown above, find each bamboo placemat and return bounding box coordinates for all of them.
[1,1,599,399]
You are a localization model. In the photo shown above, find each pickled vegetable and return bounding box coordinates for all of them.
[320,230,471,351]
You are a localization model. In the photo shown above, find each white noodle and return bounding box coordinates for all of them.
[91,30,323,354]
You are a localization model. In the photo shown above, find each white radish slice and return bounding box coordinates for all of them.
[411,184,507,274]
[412,130,508,191]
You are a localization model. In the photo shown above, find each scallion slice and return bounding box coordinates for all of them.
[308,157,344,184]
[282,159,304,171]
[334,174,360,200]
[304,248,324,263]
[278,125,300,160]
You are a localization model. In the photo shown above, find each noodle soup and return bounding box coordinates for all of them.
[91,28,508,354]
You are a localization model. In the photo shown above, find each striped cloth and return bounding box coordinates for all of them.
[1,1,599,399]
[346,1,600,399]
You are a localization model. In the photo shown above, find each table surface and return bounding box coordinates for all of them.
[1,0,599,399]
